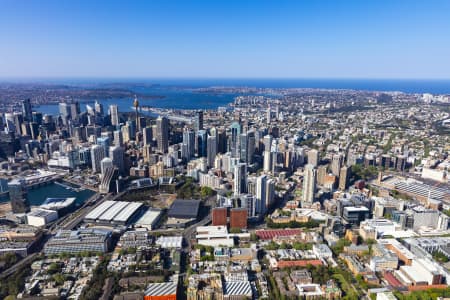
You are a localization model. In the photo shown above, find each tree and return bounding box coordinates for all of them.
[200,186,214,198]
[229,227,242,234]
[53,274,65,286]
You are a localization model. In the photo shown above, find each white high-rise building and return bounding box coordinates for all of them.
[110,105,119,126]
[302,164,317,206]
[263,135,272,152]
[100,157,113,178]
[182,127,195,161]
[307,149,319,167]
[109,146,124,175]
[263,151,272,172]
[113,130,123,147]
[91,144,105,174]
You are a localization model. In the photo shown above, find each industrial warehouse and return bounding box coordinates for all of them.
[84,200,144,225]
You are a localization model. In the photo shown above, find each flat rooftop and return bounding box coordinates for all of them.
[168,199,201,219]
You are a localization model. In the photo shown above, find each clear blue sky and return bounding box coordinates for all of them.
[1,0,449,79]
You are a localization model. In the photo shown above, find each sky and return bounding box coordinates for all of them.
[0,0,450,79]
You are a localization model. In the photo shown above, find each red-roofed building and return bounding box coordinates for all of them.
[277,259,322,269]
[383,271,404,288]
[255,229,302,240]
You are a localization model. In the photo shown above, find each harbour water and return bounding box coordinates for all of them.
[33,79,450,116]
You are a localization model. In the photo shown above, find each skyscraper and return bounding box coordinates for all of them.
[331,153,343,176]
[91,144,105,173]
[100,157,114,178]
[263,135,272,152]
[156,116,169,153]
[207,135,217,168]
[263,150,272,172]
[59,102,71,123]
[194,110,203,132]
[110,105,119,126]
[95,101,103,115]
[96,136,110,157]
[307,149,319,167]
[70,102,80,120]
[133,96,140,136]
[8,179,30,213]
[109,146,124,175]
[339,166,350,191]
[21,99,32,121]
[197,130,207,157]
[234,163,247,196]
[182,127,195,161]
[143,126,153,146]
[230,121,241,158]
[256,174,267,215]
[302,164,317,206]
[113,130,123,147]
[239,133,248,163]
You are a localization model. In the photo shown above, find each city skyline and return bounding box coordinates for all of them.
[1,0,450,79]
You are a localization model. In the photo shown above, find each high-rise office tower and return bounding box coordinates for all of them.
[95,101,103,115]
[32,112,43,125]
[194,110,203,132]
[263,150,272,172]
[96,136,110,157]
[4,113,15,133]
[79,147,92,166]
[207,135,217,168]
[266,178,275,209]
[121,124,131,143]
[317,165,327,186]
[99,166,119,194]
[126,120,136,140]
[156,116,169,153]
[8,179,30,213]
[59,103,71,121]
[197,130,208,157]
[230,121,241,158]
[256,174,267,215]
[263,135,272,152]
[142,126,153,146]
[22,99,32,121]
[239,133,248,163]
[234,163,247,196]
[91,144,105,173]
[267,104,271,124]
[307,149,319,167]
[302,164,317,206]
[331,153,343,177]
[339,166,350,191]
[113,130,123,147]
[70,102,80,120]
[133,96,140,135]
[182,127,195,161]
[110,105,119,126]
[100,157,114,178]
[12,113,22,135]
[109,146,124,175]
